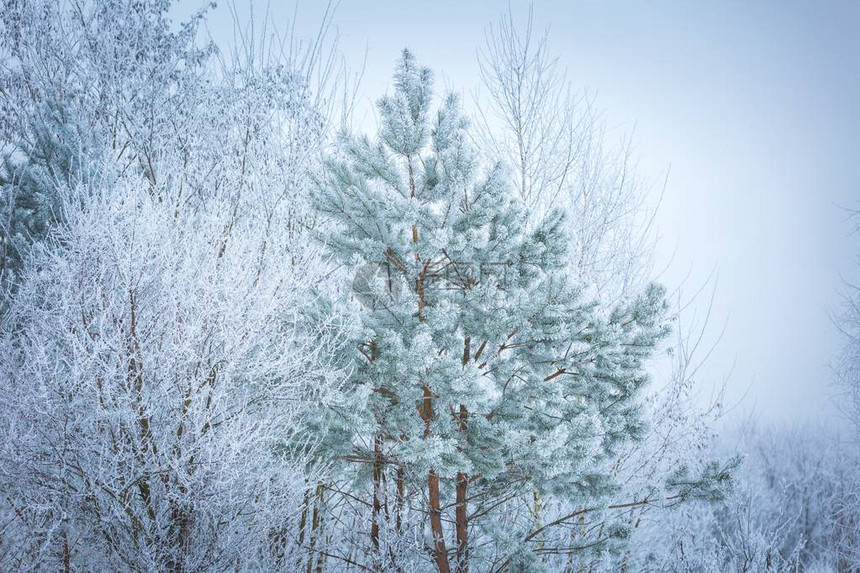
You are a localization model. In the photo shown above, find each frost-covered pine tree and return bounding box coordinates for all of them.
[0,101,100,299]
[312,50,674,573]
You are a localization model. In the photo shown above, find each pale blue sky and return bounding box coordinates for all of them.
[175,0,860,423]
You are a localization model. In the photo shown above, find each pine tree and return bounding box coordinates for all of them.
[312,50,673,572]
[0,100,99,298]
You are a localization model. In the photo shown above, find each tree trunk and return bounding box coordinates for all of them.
[371,434,383,556]
[395,465,405,534]
[62,530,71,573]
[414,217,450,573]
[532,490,544,551]
[455,339,470,573]
[428,469,451,573]
[368,338,383,569]
[421,383,450,573]
[455,471,469,573]
[307,483,324,573]
[297,486,311,571]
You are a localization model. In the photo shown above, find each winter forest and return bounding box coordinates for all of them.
[0,1,858,571]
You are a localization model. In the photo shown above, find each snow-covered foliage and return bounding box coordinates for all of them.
[630,424,860,572]
[0,1,851,571]
[0,0,345,570]
[0,0,211,299]
[306,50,738,573]
[0,173,344,570]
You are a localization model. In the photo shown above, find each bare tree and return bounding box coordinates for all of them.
[835,208,860,435]
[0,1,351,569]
[474,5,660,302]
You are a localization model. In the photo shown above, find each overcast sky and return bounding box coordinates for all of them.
[176,0,860,424]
